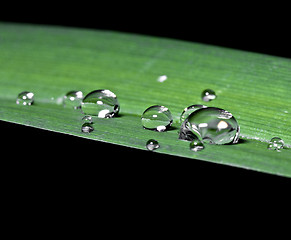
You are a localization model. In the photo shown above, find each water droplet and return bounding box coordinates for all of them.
[202,89,216,102]
[63,90,83,109]
[81,89,120,118]
[180,104,207,123]
[190,138,205,152]
[267,137,284,151]
[16,91,34,105]
[81,123,94,133]
[157,75,167,82]
[146,139,160,151]
[141,105,173,132]
[82,115,93,123]
[179,107,240,145]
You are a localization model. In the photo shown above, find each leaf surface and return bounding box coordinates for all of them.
[0,23,290,176]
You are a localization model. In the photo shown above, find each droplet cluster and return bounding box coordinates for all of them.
[79,89,120,133]
[15,82,286,154]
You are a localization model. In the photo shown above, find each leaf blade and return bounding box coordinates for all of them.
[0,23,290,176]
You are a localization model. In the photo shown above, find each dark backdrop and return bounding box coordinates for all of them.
[1,4,290,188]
[1,3,290,58]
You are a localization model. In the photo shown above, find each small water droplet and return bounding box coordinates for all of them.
[267,137,284,151]
[202,89,216,102]
[146,139,160,151]
[180,104,207,123]
[141,105,173,132]
[81,123,94,133]
[190,138,205,152]
[16,91,34,105]
[81,89,120,118]
[63,90,83,109]
[157,75,167,82]
[82,115,93,123]
[179,107,240,145]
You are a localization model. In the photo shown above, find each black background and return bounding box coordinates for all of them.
[1,3,291,58]
[1,3,290,190]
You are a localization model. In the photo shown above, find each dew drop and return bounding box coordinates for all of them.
[180,104,207,123]
[81,89,120,118]
[141,105,173,132]
[267,137,284,151]
[157,75,167,82]
[82,115,93,123]
[202,89,216,102]
[63,90,83,109]
[81,123,94,133]
[146,139,160,151]
[16,91,34,105]
[179,107,240,145]
[190,138,205,152]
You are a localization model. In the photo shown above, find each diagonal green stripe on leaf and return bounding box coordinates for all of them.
[0,23,290,177]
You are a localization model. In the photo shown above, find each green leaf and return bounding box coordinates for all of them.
[0,23,290,177]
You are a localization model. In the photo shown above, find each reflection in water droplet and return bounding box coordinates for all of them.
[81,123,94,133]
[178,120,198,141]
[16,91,34,105]
[141,105,173,132]
[81,89,120,118]
[190,138,205,152]
[63,90,83,109]
[180,104,207,123]
[179,107,240,145]
[202,89,216,102]
[146,139,160,151]
[267,137,284,151]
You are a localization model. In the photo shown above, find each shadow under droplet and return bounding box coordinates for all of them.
[113,114,123,118]
[167,126,179,131]
[224,138,249,145]
[116,113,140,118]
[237,138,248,144]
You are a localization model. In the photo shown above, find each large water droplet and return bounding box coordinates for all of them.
[141,105,173,132]
[81,123,94,133]
[267,137,284,151]
[16,91,34,105]
[180,104,207,123]
[190,138,205,152]
[146,139,160,151]
[63,90,83,109]
[81,89,120,118]
[202,89,216,102]
[179,107,240,145]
